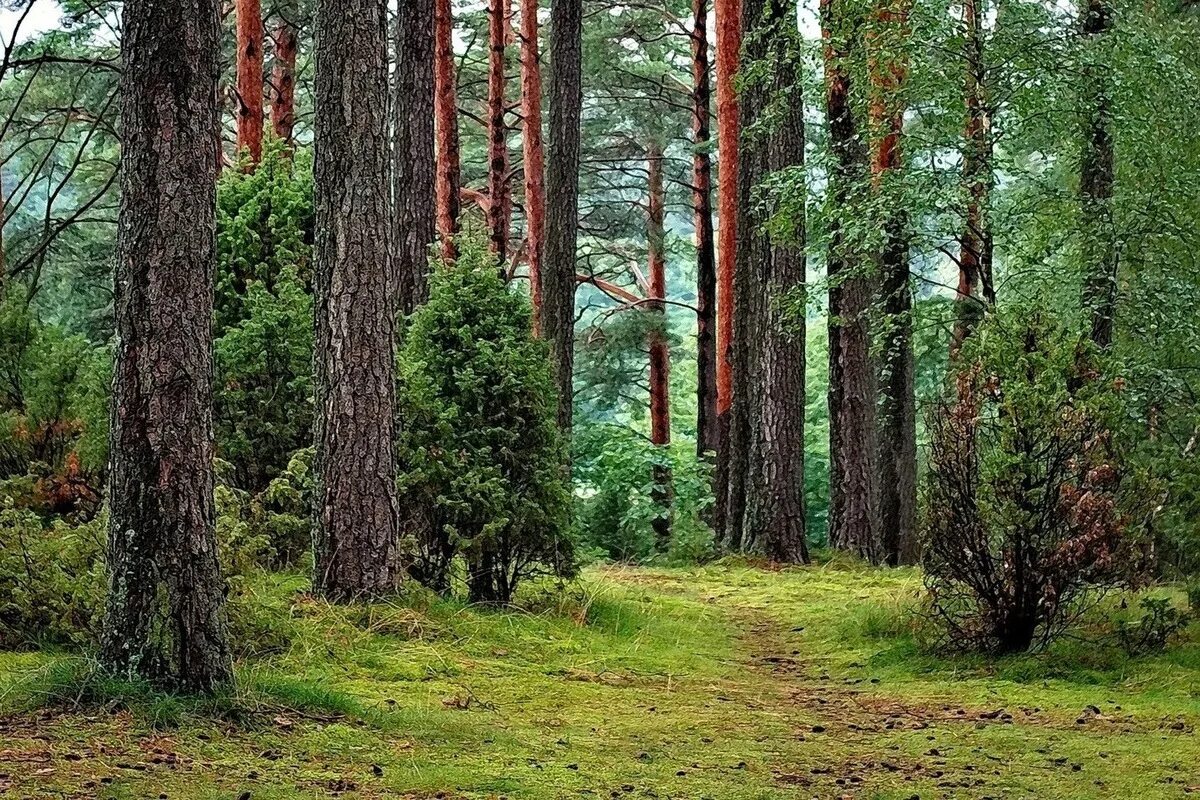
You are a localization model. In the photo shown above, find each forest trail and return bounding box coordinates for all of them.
[1,563,1199,799]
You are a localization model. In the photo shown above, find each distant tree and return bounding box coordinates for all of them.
[521,0,547,327]
[434,0,463,261]
[1079,0,1117,349]
[646,141,674,550]
[236,0,266,163]
[102,0,233,693]
[691,0,718,463]
[311,0,402,599]
[270,0,301,146]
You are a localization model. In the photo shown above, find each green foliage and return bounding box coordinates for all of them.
[0,503,105,649]
[213,141,315,490]
[1114,597,1192,656]
[397,239,573,602]
[573,424,714,564]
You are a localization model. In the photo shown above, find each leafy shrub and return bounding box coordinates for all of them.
[397,239,573,603]
[923,313,1151,654]
[1114,596,1191,655]
[0,502,105,648]
[573,424,714,563]
[214,140,314,491]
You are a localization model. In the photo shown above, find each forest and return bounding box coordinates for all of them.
[0,0,1199,795]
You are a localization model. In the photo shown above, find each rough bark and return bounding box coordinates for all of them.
[952,0,994,353]
[393,0,438,314]
[1080,0,1116,349]
[312,0,401,600]
[486,0,510,262]
[647,142,674,552]
[823,0,880,563]
[270,0,299,146]
[521,0,547,329]
[713,0,741,534]
[736,0,808,564]
[540,0,583,432]
[236,0,265,163]
[434,0,462,261]
[102,0,232,694]
[869,0,917,565]
[692,0,719,462]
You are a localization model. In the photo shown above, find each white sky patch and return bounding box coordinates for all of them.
[0,0,63,47]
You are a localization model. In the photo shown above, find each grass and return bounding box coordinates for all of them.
[2,561,1200,798]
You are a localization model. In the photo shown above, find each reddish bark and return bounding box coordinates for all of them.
[692,0,718,461]
[236,0,265,164]
[714,0,740,420]
[952,0,994,353]
[486,0,510,262]
[270,3,298,146]
[521,0,546,332]
[647,142,673,551]
[434,0,462,261]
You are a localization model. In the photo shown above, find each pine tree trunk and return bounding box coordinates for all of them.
[434,0,462,262]
[102,0,232,694]
[692,0,719,462]
[823,0,880,563]
[869,0,917,565]
[1080,0,1116,348]
[270,1,299,146]
[952,0,994,353]
[394,0,438,314]
[713,0,741,535]
[738,0,808,563]
[236,0,265,163]
[487,0,510,262]
[312,0,401,600]
[521,0,547,330]
[540,0,583,432]
[647,142,674,552]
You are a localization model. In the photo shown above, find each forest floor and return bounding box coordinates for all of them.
[2,560,1200,799]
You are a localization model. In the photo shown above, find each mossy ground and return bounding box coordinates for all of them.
[2,560,1200,799]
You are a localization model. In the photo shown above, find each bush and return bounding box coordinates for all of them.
[1114,596,1191,656]
[573,424,715,563]
[397,239,574,603]
[922,313,1150,654]
[0,502,105,648]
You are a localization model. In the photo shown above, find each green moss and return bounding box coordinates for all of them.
[2,563,1200,798]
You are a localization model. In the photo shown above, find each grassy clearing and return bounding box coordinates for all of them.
[2,561,1199,798]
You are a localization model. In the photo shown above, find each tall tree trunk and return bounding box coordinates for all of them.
[952,0,994,353]
[486,0,510,262]
[434,0,462,261]
[102,0,232,694]
[869,0,917,565]
[692,0,719,462]
[312,0,401,600]
[713,0,741,534]
[270,0,299,146]
[236,0,265,163]
[736,0,808,563]
[394,0,438,314]
[1080,0,1116,348]
[540,0,583,432]
[823,0,880,563]
[521,0,546,328]
[647,142,674,552]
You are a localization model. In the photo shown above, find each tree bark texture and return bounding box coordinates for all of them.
[486,0,511,262]
[692,0,719,462]
[742,0,808,563]
[822,0,880,563]
[102,0,233,694]
[521,0,547,330]
[540,0,583,432]
[647,142,674,552]
[269,0,299,146]
[952,0,995,353]
[869,0,917,566]
[312,0,402,600]
[236,0,265,163]
[1080,0,1117,349]
[394,0,438,314]
[434,0,462,262]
